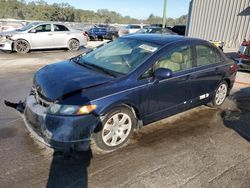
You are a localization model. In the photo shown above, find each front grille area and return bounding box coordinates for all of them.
[31,87,54,107]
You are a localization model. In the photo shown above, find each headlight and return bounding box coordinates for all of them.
[47,104,97,115]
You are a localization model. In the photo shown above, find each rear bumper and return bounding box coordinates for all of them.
[23,95,100,151]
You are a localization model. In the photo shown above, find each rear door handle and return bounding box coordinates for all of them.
[48,33,53,36]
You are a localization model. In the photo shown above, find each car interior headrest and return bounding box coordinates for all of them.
[171,52,183,64]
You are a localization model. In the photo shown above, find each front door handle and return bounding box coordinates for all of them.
[48,33,53,36]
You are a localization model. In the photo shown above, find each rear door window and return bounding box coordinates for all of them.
[54,24,69,32]
[195,45,221,66]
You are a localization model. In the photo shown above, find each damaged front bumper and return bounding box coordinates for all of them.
[23,95,100,151]
[0,39,13,51]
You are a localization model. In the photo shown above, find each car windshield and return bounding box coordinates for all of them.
[17,22,39,31]
[80,38,159,75]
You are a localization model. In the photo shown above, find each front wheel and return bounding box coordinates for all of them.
[93,107,136,151]
[211,81,228,106]
[68,39,80,51]
[14,39,30,54]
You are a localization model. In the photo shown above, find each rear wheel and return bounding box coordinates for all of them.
[14,39,30,54]
[93,107,136,151]
[68,39,80,51]
[211,81,228,106]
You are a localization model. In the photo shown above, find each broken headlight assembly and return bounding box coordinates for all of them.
[0,35,13,42]
[47,104,97,115]
[5,35,13,39]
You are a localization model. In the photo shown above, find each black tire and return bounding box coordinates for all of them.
[14,39,30,54]
[209,81,228,107]
[93,107,136,151]
[68,39,80,51]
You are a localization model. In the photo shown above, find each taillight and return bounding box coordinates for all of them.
[230,63,237,73]
[83,32,89,41]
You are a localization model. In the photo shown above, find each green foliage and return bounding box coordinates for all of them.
[0,0,187,25]
[146,14,187,26]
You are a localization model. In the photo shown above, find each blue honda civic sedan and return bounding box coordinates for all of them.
[18,34,237,151]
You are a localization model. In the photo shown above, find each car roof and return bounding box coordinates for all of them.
[121,34,204,45]
[31,21,67,26]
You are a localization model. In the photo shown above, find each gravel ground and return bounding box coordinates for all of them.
[0,47,250,188]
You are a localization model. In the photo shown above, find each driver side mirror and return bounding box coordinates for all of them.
[154,68,173,81]
[30,29,37,33]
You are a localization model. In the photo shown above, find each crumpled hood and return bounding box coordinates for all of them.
[34,60,114,101]
[0,30,25,36]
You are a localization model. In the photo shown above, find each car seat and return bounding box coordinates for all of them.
[156,52,183,72]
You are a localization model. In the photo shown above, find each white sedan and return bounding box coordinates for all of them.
[0,22,88,53]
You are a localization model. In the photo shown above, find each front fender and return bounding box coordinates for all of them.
[93,94,141,120]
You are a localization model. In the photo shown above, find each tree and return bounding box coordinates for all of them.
[0,0,187,25]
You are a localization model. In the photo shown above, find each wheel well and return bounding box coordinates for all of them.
[13,38,30,51]
[104,103,141,120]
[224,79,230,87]
[69,38,79,43]
[224,78,231,94]
[123,104,141,120]
[15,38,29,43]
[94,103,142,133]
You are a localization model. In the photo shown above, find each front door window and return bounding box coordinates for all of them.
[155,45,193,72]
[34,24,51,32]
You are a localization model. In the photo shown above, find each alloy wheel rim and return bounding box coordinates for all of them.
[102,113,132,147]
[69,40,79,50]
[215,84,227,105]
[16,40,28,52]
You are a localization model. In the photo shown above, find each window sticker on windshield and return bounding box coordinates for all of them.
[139,44,158,52]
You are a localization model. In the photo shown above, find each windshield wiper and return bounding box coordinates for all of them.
[84,62,117,77]
[70,54,83,63]
[71,57,116,77]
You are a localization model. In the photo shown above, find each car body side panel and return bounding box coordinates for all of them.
[29,32,54,49]
[139,74,192,124]
[189,64,226,103]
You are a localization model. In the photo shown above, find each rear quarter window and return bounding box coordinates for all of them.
[196,45,221,66]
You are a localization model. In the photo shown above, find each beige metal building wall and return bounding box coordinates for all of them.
[187,0,250,48]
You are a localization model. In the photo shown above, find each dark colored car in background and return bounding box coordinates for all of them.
[97,25,119,40]
[105,25,119,40]
[88,26,107,40]
[171,25,186,36]
[88,25,119,41]
[8,34,237,152]
[136,27,177,35]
